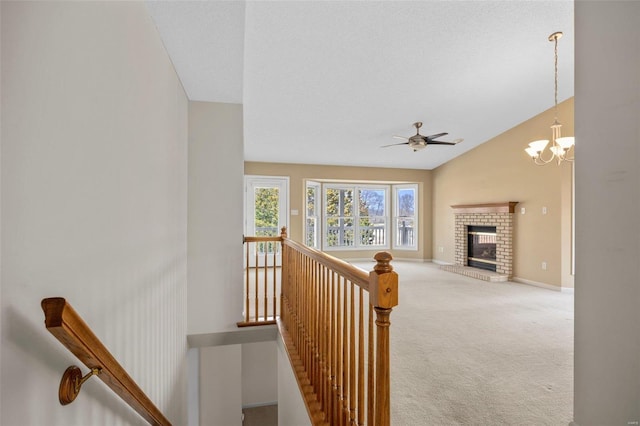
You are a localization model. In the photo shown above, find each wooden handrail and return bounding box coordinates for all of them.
[243,235,284,243]
[281,237,370,291]
[41,297,171,426]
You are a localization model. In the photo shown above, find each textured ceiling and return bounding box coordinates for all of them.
[147,1,574,170]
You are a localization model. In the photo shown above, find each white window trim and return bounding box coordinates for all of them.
[244,175,289,237]
[305,180,321,249]
[392,183,419,251]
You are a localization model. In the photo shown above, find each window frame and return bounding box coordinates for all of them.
[392,183,419,251]
[305,181,321,249]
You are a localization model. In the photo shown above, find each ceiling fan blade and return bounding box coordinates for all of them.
[425,132,448,140]
[392,135,409,140]
[381,142,410,148]
[428,141,457,145]
[429,138,463,145]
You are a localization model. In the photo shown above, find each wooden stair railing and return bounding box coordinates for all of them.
[41,297,171,426]
[238,230,285,327]
[278,229,399,426]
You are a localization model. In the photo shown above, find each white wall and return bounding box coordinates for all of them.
[574,1,640,424]
[242,341,278,407]
[277,336,311,426]
[200,345,242,426]
[1,2,188,425]
[188,102,244,334]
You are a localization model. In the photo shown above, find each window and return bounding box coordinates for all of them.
[305,181,320,249]
[323,184,388,250]
[304,180,419,252]
[245,176,288,262]
[393,184,418,250]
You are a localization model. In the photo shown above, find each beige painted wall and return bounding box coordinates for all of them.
[432,98,574,288]
[244,162,433,261]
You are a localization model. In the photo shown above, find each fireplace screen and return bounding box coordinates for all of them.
[467,226,497,271]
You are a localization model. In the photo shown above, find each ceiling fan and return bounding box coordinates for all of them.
[382,122,463,152]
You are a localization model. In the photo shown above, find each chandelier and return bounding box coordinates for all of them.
[525,31,575,165]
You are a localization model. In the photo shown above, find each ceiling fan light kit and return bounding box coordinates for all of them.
[384,121,463,152]
[525,31,575,165]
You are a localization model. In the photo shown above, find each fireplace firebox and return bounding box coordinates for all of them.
[467,225,497,271]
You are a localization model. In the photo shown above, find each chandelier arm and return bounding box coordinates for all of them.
[559,147,575,163]
[533,149,557,165]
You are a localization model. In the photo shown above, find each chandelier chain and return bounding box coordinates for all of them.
[554,35,559,121]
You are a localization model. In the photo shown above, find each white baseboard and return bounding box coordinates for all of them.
[431,259,454,266]
[343,257,431,264]
[394,258,432,263]
[512,277,574,293]
[242,401,278,409]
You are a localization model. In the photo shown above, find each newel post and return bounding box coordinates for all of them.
[369,252,398,426]
[280,227,288,323]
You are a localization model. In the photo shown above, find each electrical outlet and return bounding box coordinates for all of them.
[542,206,547,215]
[439,246,444,253]
[542,261,547,270]
[521,207,526,214]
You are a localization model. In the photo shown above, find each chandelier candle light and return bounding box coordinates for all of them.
[525,31,575,165]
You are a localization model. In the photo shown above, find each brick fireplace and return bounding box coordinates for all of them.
[449,202,518,280]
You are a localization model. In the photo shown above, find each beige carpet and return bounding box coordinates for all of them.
[243,404,277,426]
[354,261,573,426]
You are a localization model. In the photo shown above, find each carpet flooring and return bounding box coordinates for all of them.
[242,404,277,426]
[353,261,574,426]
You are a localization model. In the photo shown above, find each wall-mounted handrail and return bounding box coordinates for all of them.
[41,297,171,426]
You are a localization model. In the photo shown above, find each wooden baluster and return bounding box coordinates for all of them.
[254,245,259,322]
[318,263,323,406]
[273,241,277,320]
[367,304,374,426]
[369,252,398,426]
[264,247,268,321]
[280,240,286,325]
[301,252,306,368]
[304,256,309,375]
[331,271,338,425]
[295,251,301,357]
[245,239,250,323]
[320,266,329,420]
[358,287,364,426]
[342,276,349,425]
[318,263,324,409]
[349,281,356,425]
[280,227,287,324]
[336,275,343,426]
[311,260,318,395]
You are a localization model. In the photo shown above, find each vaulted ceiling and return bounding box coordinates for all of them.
[147,1,574,170]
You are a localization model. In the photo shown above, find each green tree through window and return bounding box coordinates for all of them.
[254,187,279,236]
